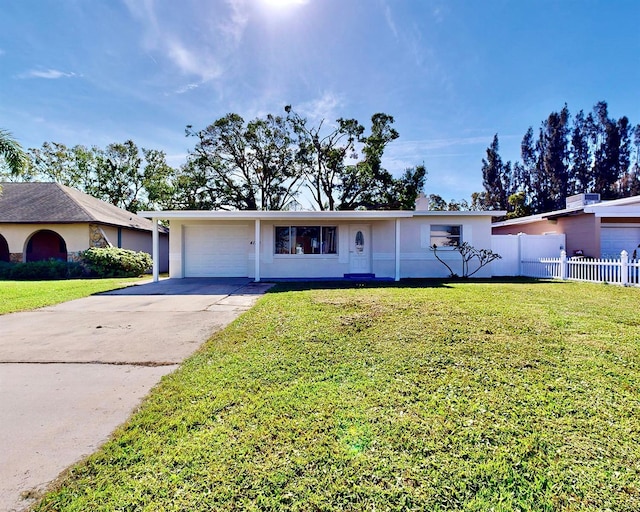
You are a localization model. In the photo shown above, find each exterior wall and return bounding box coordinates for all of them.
[492,219,556,236]
[93,224,169,272]
[492,213,600,258]
[259,220,403,279]
[0,223,89,262]
[120,228,169,273]
[168,220,186,278]
[0,223,168,269]
[399,215,494,278]
[169,215,496,280]
[556,215,600,257]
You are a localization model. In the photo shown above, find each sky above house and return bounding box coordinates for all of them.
[2,0,639,206]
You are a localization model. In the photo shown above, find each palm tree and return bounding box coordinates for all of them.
[0,129,28,176]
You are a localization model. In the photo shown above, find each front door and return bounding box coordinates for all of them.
[349,224,371,274]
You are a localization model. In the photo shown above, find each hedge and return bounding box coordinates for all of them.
[0,247,152,280]
[80,247,152,278]
[0,260,85,280]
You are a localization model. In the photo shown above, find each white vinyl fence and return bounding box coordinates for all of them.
[492,234,566,276]
[521,250,640,286]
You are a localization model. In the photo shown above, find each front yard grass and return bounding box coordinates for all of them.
[0,278,142,315]
[35,281,640,511]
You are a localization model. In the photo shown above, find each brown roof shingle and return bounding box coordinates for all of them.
[0,182,165,232]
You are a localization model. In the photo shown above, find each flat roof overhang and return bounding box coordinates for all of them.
[139,210,506,221]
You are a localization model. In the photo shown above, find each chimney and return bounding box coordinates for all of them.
[415,192,429,210]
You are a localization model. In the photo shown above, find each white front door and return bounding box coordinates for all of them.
[349,224,371,274]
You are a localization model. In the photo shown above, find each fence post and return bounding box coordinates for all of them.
[517,233,523,276]
[621,250,629,286]
[560,250,567,280]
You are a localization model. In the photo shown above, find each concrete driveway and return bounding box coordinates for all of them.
[0,278,273,512]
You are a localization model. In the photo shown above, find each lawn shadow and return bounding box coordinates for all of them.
[264,276,562,293]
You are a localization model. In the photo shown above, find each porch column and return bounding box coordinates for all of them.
[254,219,261,282]
[152,217,159,283]
[395,218,401,281]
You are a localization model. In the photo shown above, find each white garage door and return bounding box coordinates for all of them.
[600,226,640,258]
[184,224,250,277]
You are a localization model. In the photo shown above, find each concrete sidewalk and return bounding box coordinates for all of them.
[0,278,273,512]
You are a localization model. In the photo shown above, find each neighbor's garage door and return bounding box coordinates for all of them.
[600,226,640,258]
[184,224,250,277]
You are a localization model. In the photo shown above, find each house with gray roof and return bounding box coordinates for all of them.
[0,182,168,271]
[492,193,640,259]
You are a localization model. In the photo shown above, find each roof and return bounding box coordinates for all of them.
[139,209,505,221]
[0,182,167,232]
[493,195,640,228]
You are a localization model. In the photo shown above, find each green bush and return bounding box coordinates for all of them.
[80,247,152,278]
[0,259,85,280]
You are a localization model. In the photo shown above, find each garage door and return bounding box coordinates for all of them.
[600,226,640,258]
[184,224,250,277]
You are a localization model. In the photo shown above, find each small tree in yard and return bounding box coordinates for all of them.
[431,242,501,278]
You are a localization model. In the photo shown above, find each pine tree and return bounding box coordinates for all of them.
[570,110,592,194]
[481,134,512,210]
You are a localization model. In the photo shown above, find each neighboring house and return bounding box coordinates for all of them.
[0,182,169,271]
[492,193,640,259]
[140,201,503,281]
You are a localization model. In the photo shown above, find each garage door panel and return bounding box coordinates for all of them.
[184,224,249,277]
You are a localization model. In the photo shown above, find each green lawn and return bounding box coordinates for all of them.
[34,281,640,511]
[0,278,143,315]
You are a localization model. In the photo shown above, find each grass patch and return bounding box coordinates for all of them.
[34,281,640,511]
[0,278,143,315]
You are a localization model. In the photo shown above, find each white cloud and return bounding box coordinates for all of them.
[18,69,78,79]
[175,82,201,94]
[381,0,398,39]
[221,0,250,45]
[296,91,344,123]
[165,38,222,81]
[123,0,249,85]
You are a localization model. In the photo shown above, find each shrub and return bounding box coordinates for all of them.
[80,247,152,278]
[0,259,85,280]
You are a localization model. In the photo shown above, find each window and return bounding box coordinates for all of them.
[430,225,461,248]
[275,226,338,254]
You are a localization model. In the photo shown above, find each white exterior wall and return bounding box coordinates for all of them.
[169,220,185,278]
[258,220,352,279]
[260,220,407,279]
[397,215,494,278]
[166,214,497,280]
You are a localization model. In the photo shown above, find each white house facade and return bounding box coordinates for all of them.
[141,209,502,282]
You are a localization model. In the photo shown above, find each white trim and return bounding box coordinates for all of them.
[152,218,159,282]
[254,219,261,282]
[139,210,505,221]
[395,218,401,281]
[586,206,640,217]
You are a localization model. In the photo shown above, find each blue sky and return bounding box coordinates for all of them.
[2,0,640,204]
